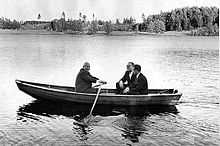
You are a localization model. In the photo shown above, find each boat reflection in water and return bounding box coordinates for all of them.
[17,100,178,118]
[17,100,178,143]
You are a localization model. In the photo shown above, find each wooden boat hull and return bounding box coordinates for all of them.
[15,80,182,106]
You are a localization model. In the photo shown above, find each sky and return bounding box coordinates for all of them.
[0,0,219,22]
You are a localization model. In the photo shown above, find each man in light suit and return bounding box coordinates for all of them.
[116,62,136,94]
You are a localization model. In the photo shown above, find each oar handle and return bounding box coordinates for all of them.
[92,82,106,88]
[159,89,170,94]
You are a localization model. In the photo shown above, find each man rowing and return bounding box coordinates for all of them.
[75,62,106,93]
[116,62,136,94]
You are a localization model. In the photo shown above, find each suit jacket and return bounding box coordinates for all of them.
[129,73,148,94]
[75,68,99,92]
[120,71,136,87]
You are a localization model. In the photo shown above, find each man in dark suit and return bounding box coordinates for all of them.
[116,62,136,94]
[75,62,106,93]
[124,64,148,95]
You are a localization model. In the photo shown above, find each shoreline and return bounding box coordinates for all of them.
[0,29,219,37]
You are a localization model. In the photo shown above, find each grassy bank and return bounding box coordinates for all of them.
[0,29,64,35]
[1,29,219,37]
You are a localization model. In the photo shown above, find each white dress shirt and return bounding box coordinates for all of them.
[129,71,133,79]
[136,72,141,79]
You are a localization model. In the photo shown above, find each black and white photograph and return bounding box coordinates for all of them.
[0,0,219,145]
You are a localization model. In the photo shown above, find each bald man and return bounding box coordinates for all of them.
[75,62,106,93]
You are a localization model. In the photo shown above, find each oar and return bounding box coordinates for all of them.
[89,85,102,115]
[83,83,105,125]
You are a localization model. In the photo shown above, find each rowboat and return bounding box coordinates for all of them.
[15,80,182,106]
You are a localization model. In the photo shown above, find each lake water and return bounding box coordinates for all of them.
[0,33,219,145]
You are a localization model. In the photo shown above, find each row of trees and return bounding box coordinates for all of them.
[51,12,113,34]
[0,17,21,29]
[52,12,137,34]
[140,6,219,34]
[0,6,219,35]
